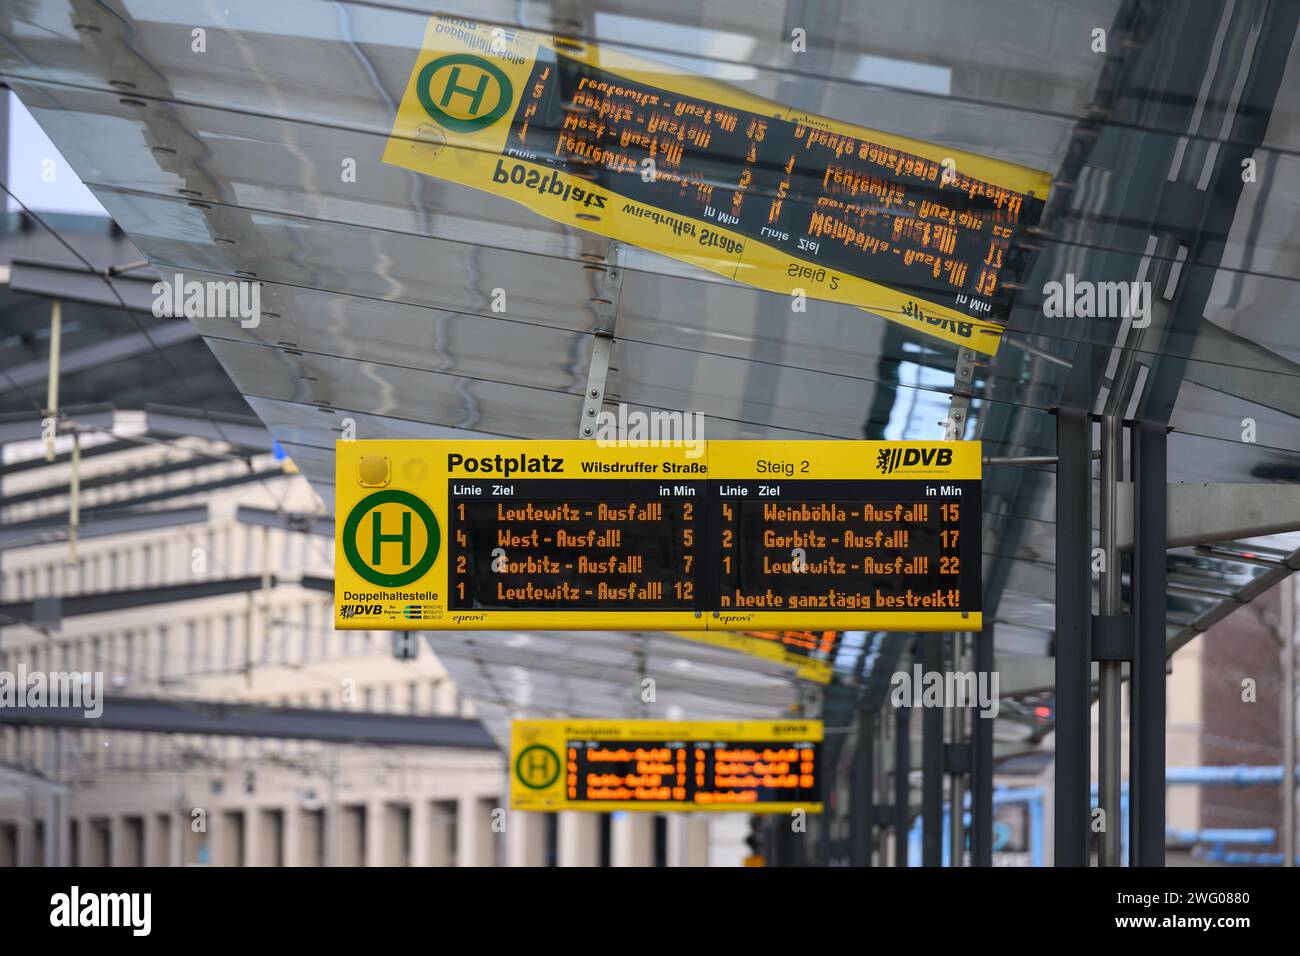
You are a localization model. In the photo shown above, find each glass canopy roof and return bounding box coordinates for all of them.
[4,0,1299,746]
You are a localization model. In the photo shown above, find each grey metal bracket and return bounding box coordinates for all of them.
[580,335,613,438]
[578,240,625,437]
[942,347,978,440]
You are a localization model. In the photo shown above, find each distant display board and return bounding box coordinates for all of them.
[333,440,981,632]
[511,719,823,813]
[383,16,1051,354]
[674,630,841,683]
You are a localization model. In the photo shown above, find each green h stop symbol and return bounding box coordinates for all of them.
[342,490,440,588]
[515,745,561,790]
[416,53,513,133]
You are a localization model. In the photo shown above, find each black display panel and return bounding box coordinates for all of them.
[709,479,982,613]
[566,738,821,807]
[449,479,705,610]
[446,477,981,616]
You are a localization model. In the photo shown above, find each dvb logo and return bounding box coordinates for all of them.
[875,446,953,474]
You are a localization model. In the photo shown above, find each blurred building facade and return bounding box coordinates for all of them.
[0,416,506,866]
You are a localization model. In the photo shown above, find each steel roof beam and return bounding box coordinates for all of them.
[0,575,273,627]
[0,437,135,476]
[83,467,283,515]
[1117,482,1300,549]
[0,403,115,444]
[141,403,271,451]
[2,320,197,391]
[1184,319,1300,419]
[0,503,206,550]
[235,504,332,537]
[7,258,159,312]
[0,695,497,750]
[0,453,232,507]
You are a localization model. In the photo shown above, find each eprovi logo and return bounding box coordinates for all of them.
[342,490,440,588]
[416,53,513,133]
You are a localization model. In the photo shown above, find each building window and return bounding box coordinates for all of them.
[223,616,235,670]
[278,609,290,665]
[300,604,311,664]
[199,618,211,674]
[157,625,169,682]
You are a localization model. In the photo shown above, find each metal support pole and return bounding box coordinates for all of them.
[817,732,835,867]
[874,704,887,866]
[44,298,61,462]
[1098,416,1122,867]
[44,729,61,868]
[768,815,783,867]
[770,815,801,867]
[68,432,80,565]
[894,703,910,867]
[949,633,966,866]
[325,744,339,867]
[1055,407,1092,865]
[971,624,994,866]
[850,707,875,866]
[921,637,943,866]
[789,812,806,868]
[1283,575,1296,868]
[1130,421,1166,866]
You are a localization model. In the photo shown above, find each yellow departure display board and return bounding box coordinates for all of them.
[511,719,823,813]
[383,16,1052,355]
[333,439,981,632]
